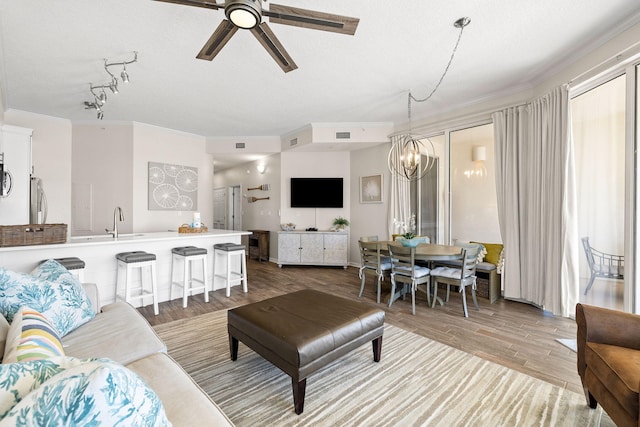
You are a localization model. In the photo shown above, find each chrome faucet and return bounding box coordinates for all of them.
[105,206,124,238]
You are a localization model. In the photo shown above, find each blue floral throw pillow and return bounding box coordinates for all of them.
[0,261,95,337]
[0,357,170,426]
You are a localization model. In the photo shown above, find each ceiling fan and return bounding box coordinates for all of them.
[153,0,360,72]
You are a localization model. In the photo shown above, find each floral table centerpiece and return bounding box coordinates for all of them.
[393,214,424,247]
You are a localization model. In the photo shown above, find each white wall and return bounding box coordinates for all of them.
[72,123,133,235]
[280,150,351,231]
[449,123,500,244]
[4,110,72,227]
[0,83,4,123]
[239,155,281,232]
[132,123,212,233]
[349,143,390,259]
[213,154,282,233]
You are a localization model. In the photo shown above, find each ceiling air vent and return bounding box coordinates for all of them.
[290,138,298,146]
[336,131,351,139]
[235,143,245,149]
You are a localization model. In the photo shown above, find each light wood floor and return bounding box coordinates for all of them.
[139,258,585,396]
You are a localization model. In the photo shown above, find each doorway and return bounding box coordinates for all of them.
[228,185,242,231]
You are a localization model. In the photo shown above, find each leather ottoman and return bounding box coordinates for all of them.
[227,289,385,414]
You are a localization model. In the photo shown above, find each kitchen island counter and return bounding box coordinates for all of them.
[0,230,251,308]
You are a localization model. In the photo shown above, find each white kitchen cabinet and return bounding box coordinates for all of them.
[0,125,32,225]
[274,231,348,268]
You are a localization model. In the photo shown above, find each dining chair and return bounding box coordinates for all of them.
[581,237,624,296]
[430,244,481,317]
[387,244,431,315]
[358,240,391,303]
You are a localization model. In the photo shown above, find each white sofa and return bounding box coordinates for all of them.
[44,283,232,426]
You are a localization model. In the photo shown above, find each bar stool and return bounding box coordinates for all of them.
[213,243,248,297]
[170,246,209,308]
[116,251,159,315]
[52,257,86,282]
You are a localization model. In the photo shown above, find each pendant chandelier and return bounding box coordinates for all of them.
[388,17,470,181]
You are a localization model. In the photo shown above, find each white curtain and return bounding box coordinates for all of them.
[388,135,412,237]
[492,86,579,317]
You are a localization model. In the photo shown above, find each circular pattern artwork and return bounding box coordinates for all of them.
[148,161,198,211]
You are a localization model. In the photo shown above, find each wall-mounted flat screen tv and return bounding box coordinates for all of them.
[290,177,343,208]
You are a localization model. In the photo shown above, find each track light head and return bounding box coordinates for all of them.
[109,79,119,94]
[121,66,129,83]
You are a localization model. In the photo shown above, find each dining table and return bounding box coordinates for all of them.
[381,241,464,307]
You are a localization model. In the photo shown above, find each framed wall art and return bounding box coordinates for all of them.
[148,161,198,211]
[360,174,383,204]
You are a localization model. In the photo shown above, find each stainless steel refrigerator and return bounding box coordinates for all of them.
[29,176,48,224]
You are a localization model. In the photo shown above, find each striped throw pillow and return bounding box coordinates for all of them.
[3,307,65,363]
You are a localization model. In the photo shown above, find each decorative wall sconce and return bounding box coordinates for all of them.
[256,163,266,174]
[83,52,138,120]
[463,145,488,178]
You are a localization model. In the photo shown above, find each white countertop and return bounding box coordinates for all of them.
[0,230,251,252]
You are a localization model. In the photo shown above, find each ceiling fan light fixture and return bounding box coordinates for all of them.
[226,0,262,29]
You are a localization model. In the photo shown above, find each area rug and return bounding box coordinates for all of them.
[154,311,613,427]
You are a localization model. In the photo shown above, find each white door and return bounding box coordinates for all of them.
[227,185,242,231]
[213,187,226,229]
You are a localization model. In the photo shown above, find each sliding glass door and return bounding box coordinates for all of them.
[571,65,640,312]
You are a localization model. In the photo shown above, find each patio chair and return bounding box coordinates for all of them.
[581,237,624,296]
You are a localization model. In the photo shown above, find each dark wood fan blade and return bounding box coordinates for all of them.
[264,3,359,35]
[250,23,298,73]
[196,20,238,61]
[152,0,222,10]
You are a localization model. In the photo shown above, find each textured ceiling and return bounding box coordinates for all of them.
[1,1,640,169]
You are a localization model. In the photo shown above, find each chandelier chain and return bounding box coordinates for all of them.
[408,21,468,125]
[389,17,470,182]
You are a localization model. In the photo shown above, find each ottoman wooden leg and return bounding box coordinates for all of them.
[372,336,383,362]
[229,335,239,361]
[292,378,307,415]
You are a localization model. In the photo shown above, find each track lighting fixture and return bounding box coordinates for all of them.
[82,51,138,120]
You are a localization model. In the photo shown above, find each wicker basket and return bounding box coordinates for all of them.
[0,224,67,247]
[178,224,208,234]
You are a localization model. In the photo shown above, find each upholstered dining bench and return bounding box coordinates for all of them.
[227,289,385,415]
